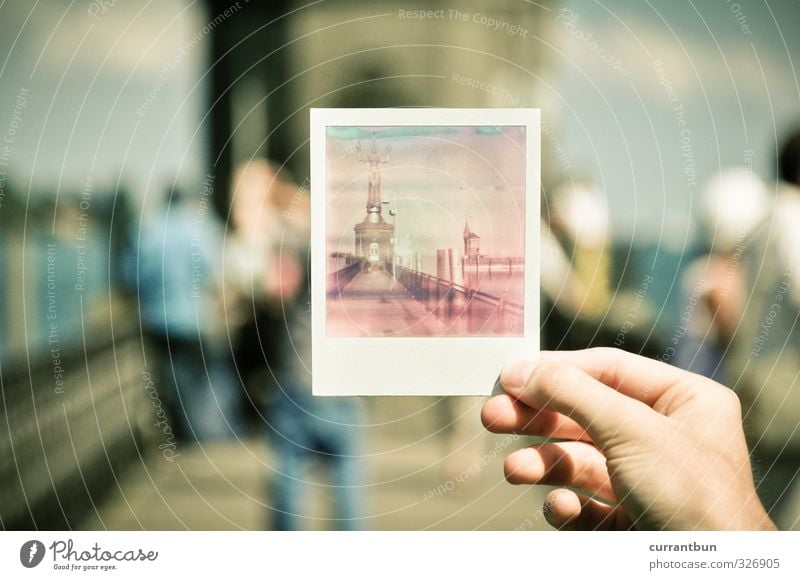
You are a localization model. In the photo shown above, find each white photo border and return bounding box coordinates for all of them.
[311,108,540,396]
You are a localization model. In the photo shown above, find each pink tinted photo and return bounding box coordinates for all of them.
[326,125,526,337]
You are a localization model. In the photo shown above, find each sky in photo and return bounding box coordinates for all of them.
[326,125,526,264]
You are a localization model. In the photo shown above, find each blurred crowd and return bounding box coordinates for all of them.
[3,135,800,532]
[116,160,364,530]
[3,0,800,535]
[4,132,800,531]
[540,129,800,530]
[104,126,800,530]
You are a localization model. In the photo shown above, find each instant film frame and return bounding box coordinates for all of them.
[311,108,540,396]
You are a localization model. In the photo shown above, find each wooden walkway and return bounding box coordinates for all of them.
[327,269,448,337]
[79,397,551,531]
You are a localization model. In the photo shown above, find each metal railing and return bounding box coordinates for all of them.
[326,261,363,297]
[396,266,523,335]
[0,306,154,530]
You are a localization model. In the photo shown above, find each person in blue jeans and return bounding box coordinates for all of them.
[122,184,242,442]
[226,159,365,530]
[265,258,365,531]
[268,373,364,531]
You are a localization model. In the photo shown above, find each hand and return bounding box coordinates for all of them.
[481,348,776,530]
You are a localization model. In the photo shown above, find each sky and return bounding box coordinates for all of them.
[325,126,526,264]
[2,0,799,250]
[0,1,207,203]
[553,0,800,249]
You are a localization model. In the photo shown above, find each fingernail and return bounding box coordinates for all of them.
[499,359,537,391]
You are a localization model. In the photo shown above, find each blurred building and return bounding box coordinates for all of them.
[207,0,553,208]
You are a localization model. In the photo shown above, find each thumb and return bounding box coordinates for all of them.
[500,360,655,448]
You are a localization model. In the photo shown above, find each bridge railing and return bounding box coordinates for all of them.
[0,297,156,530]
[326,260,363,297]
[396,266,523,335]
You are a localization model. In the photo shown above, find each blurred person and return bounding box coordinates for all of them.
[439,396,489,479]
[673,168,769,382]
[482,348,776,530]
[225,160,290,393]
[122,184,242,442]
[726,129,800,528]
[540,221,590,318]
[549,180,612,319]
[226,160,365,531]
[542,181,613,350]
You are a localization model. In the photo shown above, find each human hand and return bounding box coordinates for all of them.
[481,348,776,530]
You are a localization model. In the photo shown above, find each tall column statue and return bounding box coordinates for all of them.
[357,137,391,213]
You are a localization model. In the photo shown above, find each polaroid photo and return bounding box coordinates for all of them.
[311,108,540,396]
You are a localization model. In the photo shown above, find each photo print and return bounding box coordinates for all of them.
[311,108,540,395]
[326,124,526,338]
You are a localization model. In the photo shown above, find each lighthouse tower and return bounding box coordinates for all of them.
[353,137,395,269]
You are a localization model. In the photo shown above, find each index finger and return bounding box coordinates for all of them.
[501,347,693,407]
[502,360,656,447]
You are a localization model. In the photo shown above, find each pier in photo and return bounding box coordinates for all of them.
[325,127,526,338]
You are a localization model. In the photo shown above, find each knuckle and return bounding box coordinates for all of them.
[531,409,557,434]
[587,346,622,384]
[532,362,573,405]
[701,380,742,415]
[587,346,618,358]
[530,362,560,399]
[576,456,605,487]
[720,386,742,416]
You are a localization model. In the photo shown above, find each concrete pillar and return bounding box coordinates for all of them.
[436,249,448,281]
[447,248,455,283]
